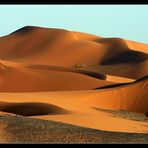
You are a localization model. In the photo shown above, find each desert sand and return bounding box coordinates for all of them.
[0,26,147,143]
[0,112,148,143]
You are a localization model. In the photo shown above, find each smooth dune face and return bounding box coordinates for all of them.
[0,26,147,141]
[86,77,148,115]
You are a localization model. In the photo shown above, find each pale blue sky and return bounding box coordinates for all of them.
[0,5,148,43]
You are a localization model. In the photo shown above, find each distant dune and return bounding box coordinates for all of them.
[0,26,147,79]
[0,26,147,143]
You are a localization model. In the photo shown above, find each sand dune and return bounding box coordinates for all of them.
[99,60,148,79]
[25,64,107,80]
[72,31,148,53]
[0,76,147,133]
[0,61,113,92]
[0,26,147,142]
[126,40,148,54]
[0,89,147,133]
[0,27,147,65]
[88,76,148,115]
[0,26,147,79]
[0,102,69,116]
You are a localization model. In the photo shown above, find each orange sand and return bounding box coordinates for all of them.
[0,26,147,135]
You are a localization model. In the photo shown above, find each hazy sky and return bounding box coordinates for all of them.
[0,5,148,43]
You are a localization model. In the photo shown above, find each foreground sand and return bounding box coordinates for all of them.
[0,26,147,143]
[0,112,148,143]
[0,82,148,134]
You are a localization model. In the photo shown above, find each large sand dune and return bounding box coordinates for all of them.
[0,26,147,79]
[0,26,147,143]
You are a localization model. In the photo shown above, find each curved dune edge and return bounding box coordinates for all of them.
[96,75,147,89]
[0,102,69,116]
[84,76,148,115]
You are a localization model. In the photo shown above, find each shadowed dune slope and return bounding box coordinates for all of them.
[0,102,69,116]
[101,50,147,65]
[98,60,148,79]
[84,76,148,115]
